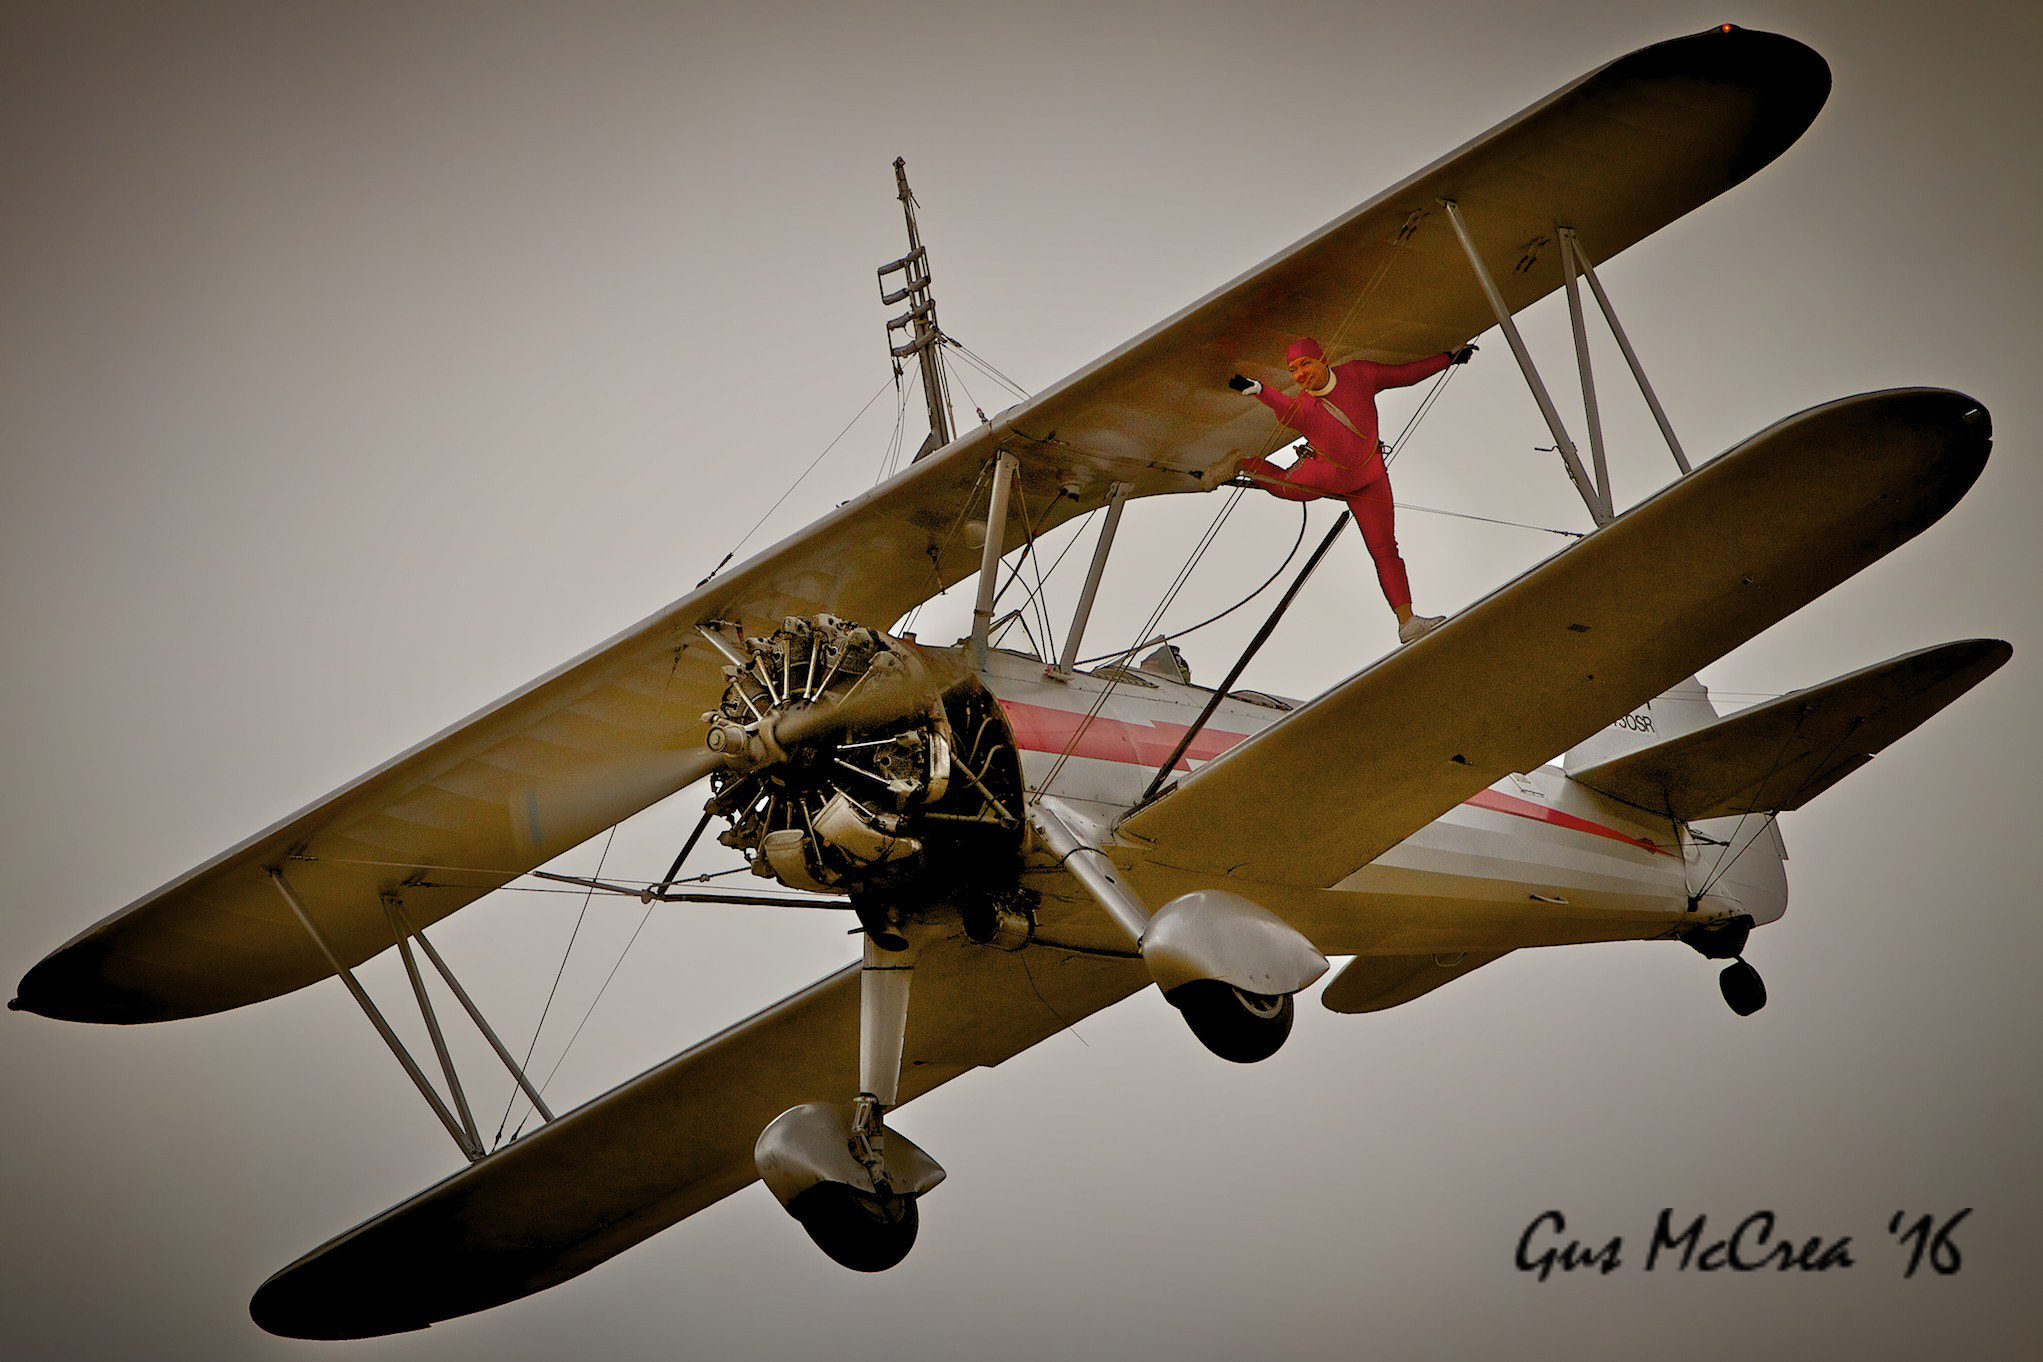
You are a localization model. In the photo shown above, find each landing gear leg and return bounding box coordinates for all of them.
[753,923,939,1272]
[853,928,916,1190]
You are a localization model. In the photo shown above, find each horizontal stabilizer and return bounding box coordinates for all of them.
[1568,640,2010,821]
[1321,951,1510,1014]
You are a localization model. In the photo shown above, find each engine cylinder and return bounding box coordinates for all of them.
[702,614,1025,902]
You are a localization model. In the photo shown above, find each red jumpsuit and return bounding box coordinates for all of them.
[1244,353,1451,610]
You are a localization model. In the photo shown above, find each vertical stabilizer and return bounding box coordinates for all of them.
[1563,676,1720,775]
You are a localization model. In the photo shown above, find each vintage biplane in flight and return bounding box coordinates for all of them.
[10,25,2008,1339]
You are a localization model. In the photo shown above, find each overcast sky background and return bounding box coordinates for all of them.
[3,2,2038,1359]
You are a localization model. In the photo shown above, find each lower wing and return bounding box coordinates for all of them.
[251,934,1145,1339]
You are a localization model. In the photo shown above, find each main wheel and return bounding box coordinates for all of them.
[1166,979,1295,1063]
[786,1181,920,1272]
[1719,959,1767,1017]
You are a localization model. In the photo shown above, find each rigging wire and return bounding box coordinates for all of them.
[1001,478,1064,657]
[899,457,994,637]
[1036,285,1462,793]
[297,854,757,887]
[1068,349,1457,668]
[877,367,916,484]
[944,336,1031,401]
[1393,501,1582,539]
[521,893,661,1123]
[944,352,989,424]
[1075,501,1311,665]
[1033,487,1252,797]
[711,375,896,581]
[492,825,616,1148]
[1690,707,1864,904]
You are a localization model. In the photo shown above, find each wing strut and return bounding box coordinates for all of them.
[1052,480,1132,677]
[1558,226,1692,475]
[970,451,1020,670]
[265,870,557,1160]
[267,870,484,1160]
[1441,198,1612,526]
[1442,201,1697,524]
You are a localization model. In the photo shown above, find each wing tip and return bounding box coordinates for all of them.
[250,1282,433,1341]
[1614,25,1833,185]
[11,938,169,1025]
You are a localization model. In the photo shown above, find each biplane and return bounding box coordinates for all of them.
[10,26,2008,1339]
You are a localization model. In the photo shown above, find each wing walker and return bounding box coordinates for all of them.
[12,27,2009,1338]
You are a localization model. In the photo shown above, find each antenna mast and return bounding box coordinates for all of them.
[877,158,956,462]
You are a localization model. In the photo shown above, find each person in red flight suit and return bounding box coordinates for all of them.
[1220,336,1473,644]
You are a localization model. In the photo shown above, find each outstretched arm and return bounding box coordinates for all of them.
[1357,352,1454,391]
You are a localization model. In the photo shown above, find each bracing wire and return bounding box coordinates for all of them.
[1066,355,1453,668]
[523,896,658,1117]
[1395,502,1582,539]
[1000,479,1064,657]
[898,457,994,637]
[1038,290,1464,791]
[1076,500,1311,665]
[492,825,616,1148]
[1034,488,1251,796]
[1686,706,1815,905]
[877,368,916,484]
[943,348,994,428]
[945,336,1031,401]
[713,375,896,579]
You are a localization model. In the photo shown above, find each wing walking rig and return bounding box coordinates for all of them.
[10,27,2009,1339]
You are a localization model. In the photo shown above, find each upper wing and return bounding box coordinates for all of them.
[248,931,1147,1339]
[955,25,1827,478]
[13,26,1829,1025]
[1117,390,1992,888]
[10,437,1114,1023]
[1568,639,2012,821]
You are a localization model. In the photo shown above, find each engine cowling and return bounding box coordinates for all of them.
[702,615,1027,913]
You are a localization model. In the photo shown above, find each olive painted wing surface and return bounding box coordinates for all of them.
[13,25,1830,1025]
[249,386,1997,1339]
[1115,390,1995,890]
[248,934,1148,1339]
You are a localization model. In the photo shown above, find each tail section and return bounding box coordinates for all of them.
[1562,674,1723,777]
[1566,640,2009,942]
[1565,640,2010,822]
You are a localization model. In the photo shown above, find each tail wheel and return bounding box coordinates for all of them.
[1165,979,1296,1064]
[1719,959,1767,1017]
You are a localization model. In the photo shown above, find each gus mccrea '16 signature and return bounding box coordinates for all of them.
[1516,1210,1972,1281]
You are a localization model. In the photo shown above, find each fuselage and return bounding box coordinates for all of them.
[981,648,1787,959]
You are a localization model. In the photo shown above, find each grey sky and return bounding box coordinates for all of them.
[3,2,2038,1359]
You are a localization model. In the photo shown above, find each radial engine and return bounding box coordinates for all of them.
[700,614,1029,943]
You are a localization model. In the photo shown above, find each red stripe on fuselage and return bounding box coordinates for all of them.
[1464,788,1673,856]
[999,698,1668,854]
[997,699,1249,772]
